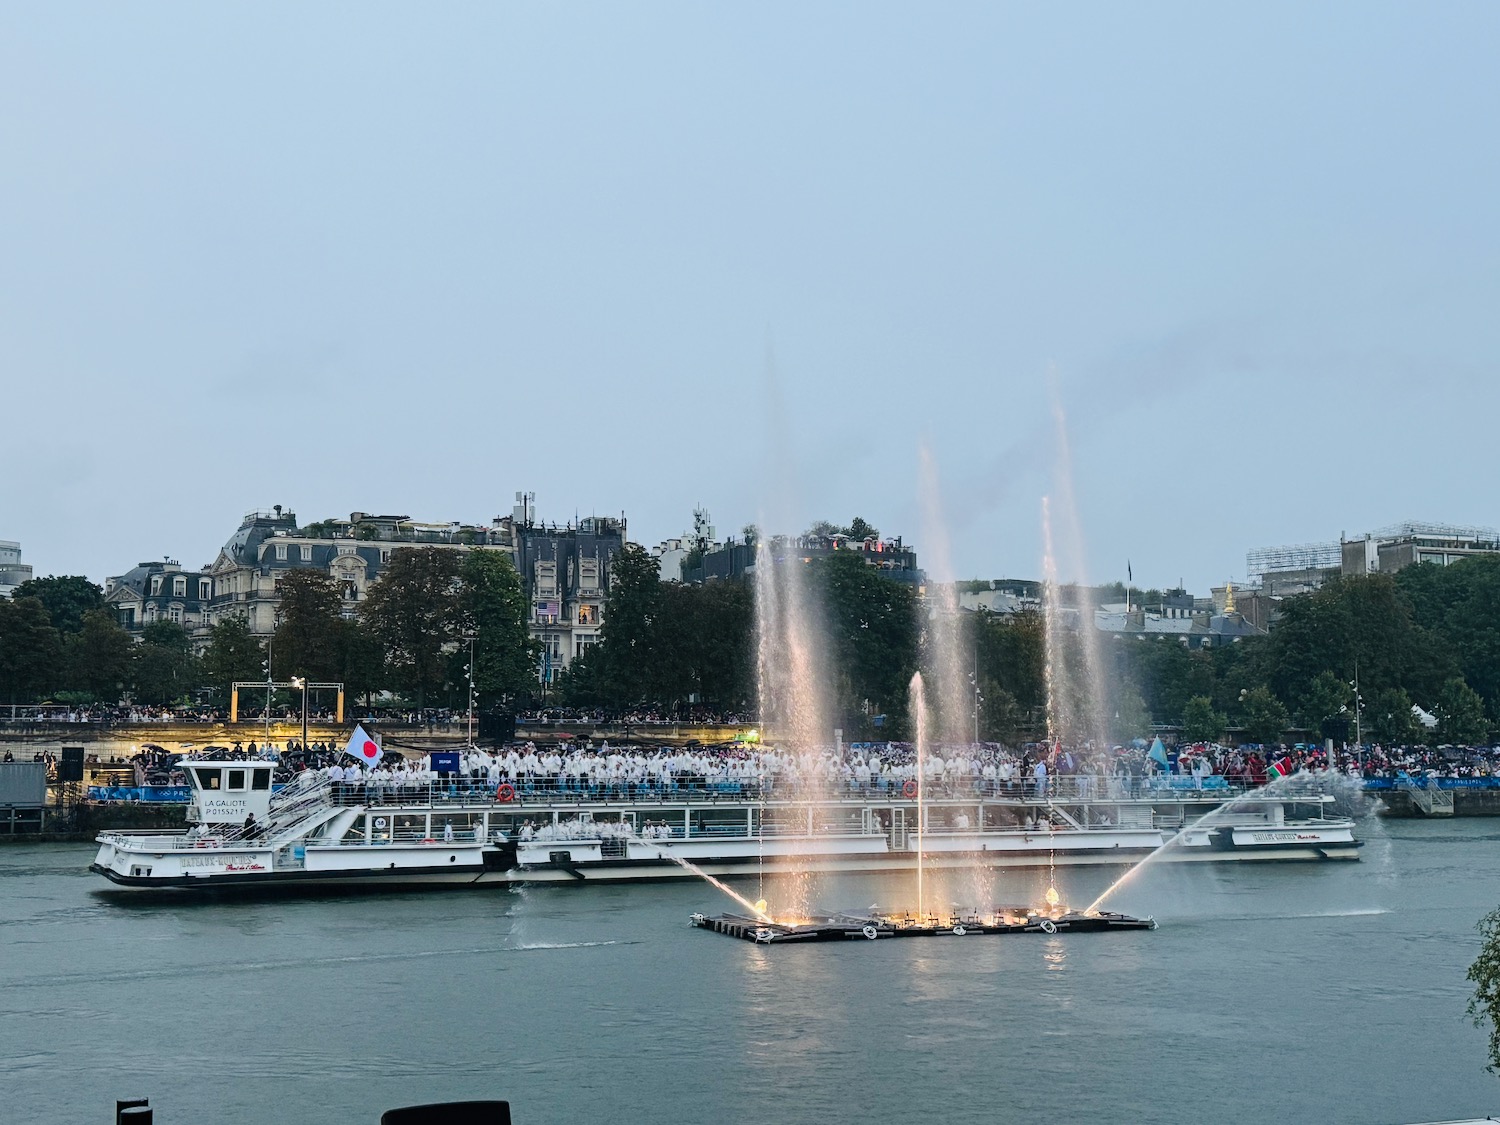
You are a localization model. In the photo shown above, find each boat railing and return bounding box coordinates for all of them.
[268,770,333,815]
[317,773,1286,807]
[101,830,271,852]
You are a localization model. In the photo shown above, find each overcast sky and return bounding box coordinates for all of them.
[4,3,1497,592]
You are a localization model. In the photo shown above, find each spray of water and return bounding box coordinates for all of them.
[1040,497,1067,745]
[916,444,996,911]
[1045,387,1111,749]
[909,672,928,920]
[650,846,774,922]
[917,444,974,745]
[754,535,832,918]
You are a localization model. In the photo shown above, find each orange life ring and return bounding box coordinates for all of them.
[496,783,516,803]
[902,779,918,799]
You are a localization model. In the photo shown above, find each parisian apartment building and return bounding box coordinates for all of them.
[104,494,625,680]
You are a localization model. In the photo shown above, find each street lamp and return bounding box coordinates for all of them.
[465,633,477,748]
[290,675,308,752]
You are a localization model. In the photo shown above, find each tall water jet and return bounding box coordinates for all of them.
[908,671,928,920]
[1045,386,1112,750]
[754,533,833,920]
[917,444,975,746]
[751,348,836,919]
[1040,497,1074,745]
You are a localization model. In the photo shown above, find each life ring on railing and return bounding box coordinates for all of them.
[952,925,967,937]
[1039,918,1057,934]
[901,779,918,799]
[861,924,880,940]
[496,783,516,803]
[419,838,437,844]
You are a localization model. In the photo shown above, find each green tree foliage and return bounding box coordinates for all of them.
[1116,638,1216,730]
[360,546,462,705]
[1297,670,1352,739]
[1435,677,1489,746]
[10,575,104,634]
[974,610,1046,720]
[64,610,133,702]
[653,580,755,709]
[846,516,878,541]
[1367,687,1421,745]
[1181,695,1226,742]
[336,621,386,704]
[558,567,754,711]
[1398,557,1500,723]
[580,543,665,704]
[1469,907,1500,1074]
[1239,685,1290,746]
[131,620,197,706]
[1111,688,1152,744]
[977,683,1023,744]
[814,551,919,733]
[272,569,347,683]
[200,615,267,702]
[1256,574,1455,719]
[455,550,541,705]
[0,597,63,702]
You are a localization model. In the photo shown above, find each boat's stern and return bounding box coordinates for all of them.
[90,831,276,888]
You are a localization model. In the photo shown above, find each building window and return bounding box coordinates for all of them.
[300,544,313,561]
[199,579,211,600]
[275,543,288,561]
[168,604,183,623]
[150,576,163,596]
[577,604,599,626]
[379,548,391,563]
[172,576,187,598]
[338,544,357,557]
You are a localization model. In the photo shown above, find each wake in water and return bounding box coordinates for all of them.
[512,940,626,951]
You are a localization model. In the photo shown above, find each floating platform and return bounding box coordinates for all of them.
[690,906,1156,944]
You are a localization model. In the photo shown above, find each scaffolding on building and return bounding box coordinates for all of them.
[1245,541,1342,580]
[1366,520,1500,547]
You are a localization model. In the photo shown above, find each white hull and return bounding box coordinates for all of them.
[89,760,1359,893]
[91,822,1359,891]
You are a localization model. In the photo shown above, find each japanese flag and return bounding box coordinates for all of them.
[344,724,382,766]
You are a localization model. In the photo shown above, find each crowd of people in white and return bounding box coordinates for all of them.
[306,740,1198,804]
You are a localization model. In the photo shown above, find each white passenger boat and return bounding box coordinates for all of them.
[89,758,1361,891]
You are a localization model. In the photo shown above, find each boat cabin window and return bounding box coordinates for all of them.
[194,768,222,790]
[251,770,271,791]
[227,770,247,791]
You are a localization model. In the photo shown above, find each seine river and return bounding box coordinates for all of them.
[3,818,1498,1125]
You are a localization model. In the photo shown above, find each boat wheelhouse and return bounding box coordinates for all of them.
[90,760,1360,891]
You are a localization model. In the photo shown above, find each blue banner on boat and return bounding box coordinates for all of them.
[431,751,461,776]
[87,785,192,803]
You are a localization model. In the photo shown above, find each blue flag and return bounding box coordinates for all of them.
[1147,737,1170,769]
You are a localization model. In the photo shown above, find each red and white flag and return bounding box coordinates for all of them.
[343,724,382,767]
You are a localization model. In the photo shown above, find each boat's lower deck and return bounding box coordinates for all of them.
[89,820,1360,891]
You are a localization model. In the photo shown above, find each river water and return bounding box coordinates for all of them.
[3,818,1498,1125]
